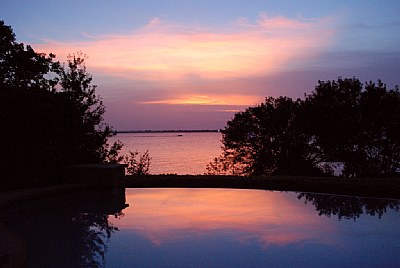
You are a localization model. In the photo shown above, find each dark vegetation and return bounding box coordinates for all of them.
[208,78,400,178]
[0,20,149,188]
[0,20,113,187]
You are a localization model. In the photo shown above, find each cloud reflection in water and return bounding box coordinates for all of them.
[110,188,336,247]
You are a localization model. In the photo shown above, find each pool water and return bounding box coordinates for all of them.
[1,188,399,267]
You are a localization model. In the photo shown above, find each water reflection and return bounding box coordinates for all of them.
[111,189,335,247]
[0,188,128,268]
[107,189,400,267]
[1,188,400,267]
[297,192,400,220]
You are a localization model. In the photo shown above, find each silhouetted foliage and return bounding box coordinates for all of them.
[103,140,124,164]
[124,150,151,175]
[209,77,400,177]
[0,21,59,90]
[0,20,123,185]
[0,84,81,182]
[297,192,400,220]
[56,52,114,164]
[303,78,400,177]
[208,97,327,176]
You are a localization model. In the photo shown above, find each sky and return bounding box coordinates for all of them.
[1,0,400,130]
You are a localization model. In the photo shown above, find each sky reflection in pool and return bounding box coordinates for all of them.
[106,188,400,267]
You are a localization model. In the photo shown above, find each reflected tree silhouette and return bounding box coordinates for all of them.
[0,189,128,267]
[71,213,119,267]
[297,192,400,220]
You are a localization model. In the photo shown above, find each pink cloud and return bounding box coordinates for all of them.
[33,14,335,98]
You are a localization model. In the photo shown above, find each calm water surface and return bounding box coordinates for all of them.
[0,188,399,267]
[108,132,222,174]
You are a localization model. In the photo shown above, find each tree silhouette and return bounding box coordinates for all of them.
[208,96,327,176]
[209,78,400,177]
[304,78,400,177]
[0,20,59,90]
[0,20,119,186]
[56,53,114,164]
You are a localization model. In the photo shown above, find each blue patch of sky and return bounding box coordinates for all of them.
[1,0,399,47]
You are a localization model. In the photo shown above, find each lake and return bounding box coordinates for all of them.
[108,132,222,175]
[1,188,399,267]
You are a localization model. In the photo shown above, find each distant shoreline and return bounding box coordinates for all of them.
[115,129,220,134]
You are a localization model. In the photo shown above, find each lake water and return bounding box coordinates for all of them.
[1,188,399,267]
[108,132,222,175]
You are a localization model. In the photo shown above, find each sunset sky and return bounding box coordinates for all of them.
[1,1,399,130]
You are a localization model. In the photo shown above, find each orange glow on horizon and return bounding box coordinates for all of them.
[110,189,336,247]
[140,94,259,106]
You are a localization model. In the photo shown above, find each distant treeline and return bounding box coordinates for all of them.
[116,129,220,134]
